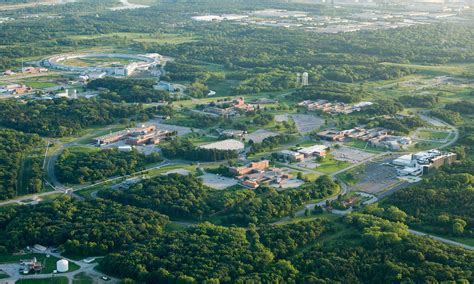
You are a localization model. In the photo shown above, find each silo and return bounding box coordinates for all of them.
[56,259,69,273]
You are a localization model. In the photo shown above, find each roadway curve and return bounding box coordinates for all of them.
[409,229,473,251]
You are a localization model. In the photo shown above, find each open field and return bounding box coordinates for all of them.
[61,56,139,67]
[344,140,385,153]
[15,277,69,284]
[68,32,196,45]
[415,130,450,140]
[315,156,351,174]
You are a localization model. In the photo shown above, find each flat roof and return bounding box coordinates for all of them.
[199,139,245,151]
[298,145,328,154]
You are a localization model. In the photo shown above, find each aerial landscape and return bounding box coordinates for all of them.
[0,0,473,283]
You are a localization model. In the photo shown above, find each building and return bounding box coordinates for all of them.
[20,257,42,274]
[199,139,245,152]
[220,129,246,139]
[298,145,328,157]
[392,154,416,167]
[278,150,305,162]
[317,130,345,141]
[230,160,270,176]
[393,150,457,176]
[302,72,309,86]
[94,125,172,146]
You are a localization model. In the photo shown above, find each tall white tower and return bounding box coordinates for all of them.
[302,72,309,86]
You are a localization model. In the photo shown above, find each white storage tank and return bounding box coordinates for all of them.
[56,259,69,273]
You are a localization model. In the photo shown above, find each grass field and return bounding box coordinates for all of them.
[69,32,196,45]
[72,272,94,284]
[22,81,58,89]
[16,277,69,284]
[416,130,450,140]
[61,56,139,67]
[316,156,351,174]
[0,271,9,279]
[344,140,385,153]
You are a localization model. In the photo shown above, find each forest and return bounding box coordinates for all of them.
[220,176,339,225]
[384,163,473,238]
[290,82,367,103]
[0,197,169,255]
[99,174,214,219]
[55,148,161,184]
[161,138,238,161]
[98,213,474,283]
[0,129,42,200]
[0,98,151,137]
[88,77,172,103]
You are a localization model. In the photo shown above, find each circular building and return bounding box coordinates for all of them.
[56,259,69,273]
[43,52,161,77]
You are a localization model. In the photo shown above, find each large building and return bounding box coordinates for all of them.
[43,53,161,77]
[230,160,270,176]
[199,139,245,151]
[393,150,457,176]
[298,145,328,157]
[278,150,305,162]
[94,125,171,146]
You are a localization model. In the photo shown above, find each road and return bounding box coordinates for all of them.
[408,229,474,251]
[1,249,119,284]
[418,113,459,149]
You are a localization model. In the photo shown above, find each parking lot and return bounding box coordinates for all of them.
[332,147,376,164]
[200,173,237,190]
[275,114,325,134]
[351,157,401,195]
[291,114,325,134]
[244,129,278,143]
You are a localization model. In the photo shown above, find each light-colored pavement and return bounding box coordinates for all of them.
[1,249,119,284]
[408,229,474,251]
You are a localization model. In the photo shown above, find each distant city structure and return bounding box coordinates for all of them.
[296,72,309,87]
[302,72,309,86]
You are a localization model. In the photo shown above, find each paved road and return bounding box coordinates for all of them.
[408,229,474,251]
[1,249,119,284]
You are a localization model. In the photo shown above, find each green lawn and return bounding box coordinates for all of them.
[0,271,9,279]
[72,272,94,284]
[343,140,385,153]
[316,157,351,174]
[0,253,80,274]
[22,82,58,89]
[416,130,450,140]
[16,277,69,284]
[69,32,196,45]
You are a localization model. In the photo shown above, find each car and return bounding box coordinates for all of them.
[101,276,110,281]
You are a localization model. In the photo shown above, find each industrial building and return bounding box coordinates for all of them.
[278,150,305,162]
[229,160,299,189]
[393,150,457,176]
[298,145,328,157]
[199,139,245,151]
[94,125,172,146]
[43,53,161,77]
[230,160,270,176]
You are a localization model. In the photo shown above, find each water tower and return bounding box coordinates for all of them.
[56,259,69,273]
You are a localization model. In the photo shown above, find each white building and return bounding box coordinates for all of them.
[298,145,328,157]
[56,259,69,273]
[302,72,309,86]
